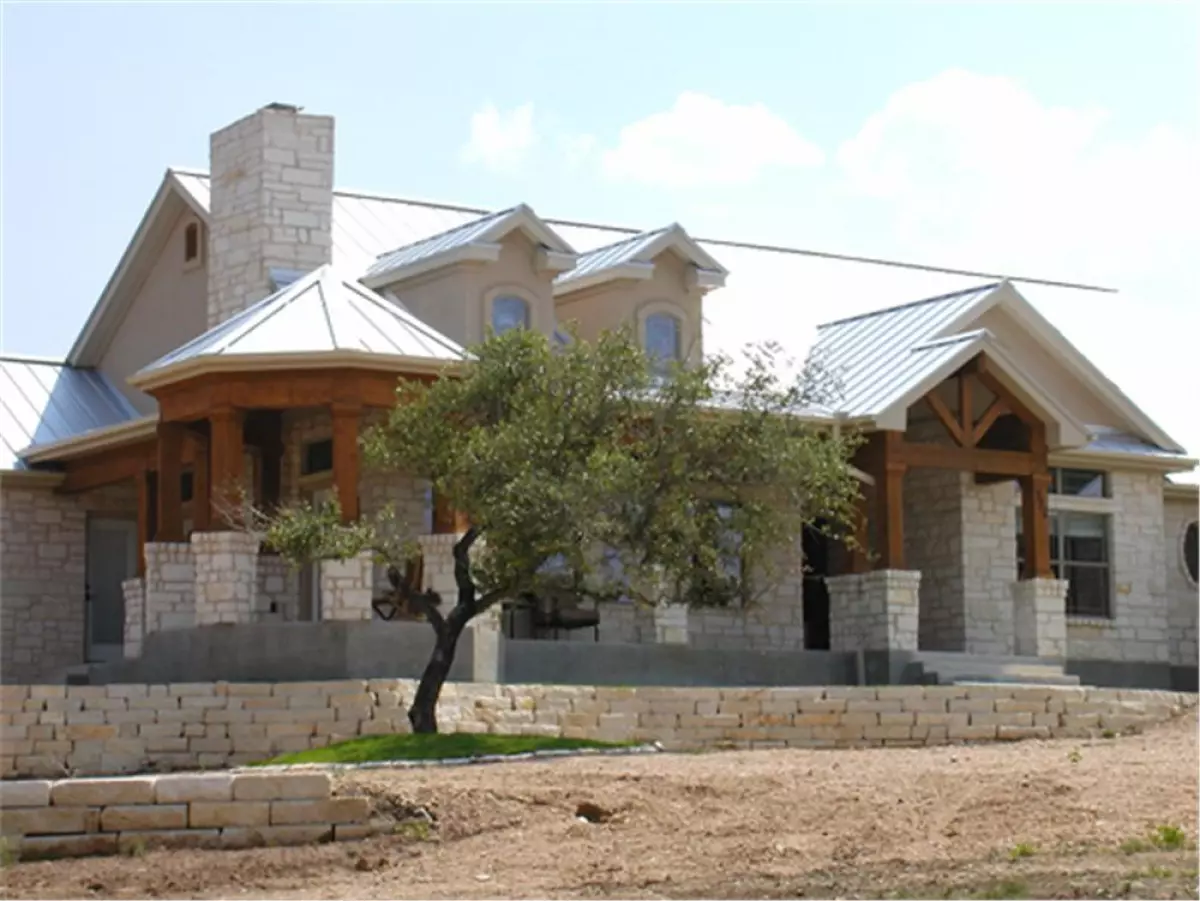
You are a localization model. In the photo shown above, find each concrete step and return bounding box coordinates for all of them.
[949,674,1082,687]
[912,651,1081,687]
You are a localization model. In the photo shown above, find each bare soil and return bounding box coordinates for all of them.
[4,711,1198,900]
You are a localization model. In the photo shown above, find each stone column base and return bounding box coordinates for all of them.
[144,542,196,634]
[319,551,374,621]
[417,534,462,600]
[191,531,258,625]
[1011,577,1068,659]
[122,578,145,659]
[826,569,921,652]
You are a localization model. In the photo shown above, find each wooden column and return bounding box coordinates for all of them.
[876,431,907,571]
[1019,422,1051,579]
[191,432,211,533]
[259,413,284,514]
[331,404,361,523]
[209,407,245,529]
[156,421,186,542]
[136,468,152,575]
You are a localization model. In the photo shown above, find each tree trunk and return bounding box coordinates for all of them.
[407,614,468,734]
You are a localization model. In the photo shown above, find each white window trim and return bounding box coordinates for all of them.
[483,285,539,336]
[1015,500,1116,620]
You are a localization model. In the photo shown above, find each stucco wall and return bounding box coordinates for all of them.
[1164,492,1198,668]
[1,481,138,683]
[97,211,209,414]
[554,250,705,363]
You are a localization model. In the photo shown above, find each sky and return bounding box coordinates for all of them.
[1,2,1197,470]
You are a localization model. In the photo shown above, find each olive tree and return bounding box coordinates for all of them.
[261,327,861,733]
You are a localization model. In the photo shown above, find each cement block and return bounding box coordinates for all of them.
[51,776,156,807]
[100,804,188,831]
[116,829,222,852]
[270,797,370,825]
[232,772,331,801]
[0,779,51,807]
[155,773,233,803]
[2,806,100,835]
[17,833,117,859]
[190,801,271,827]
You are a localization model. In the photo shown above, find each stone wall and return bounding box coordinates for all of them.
[1164,493,1198,668]
[256,555,300,622]
[144,542,196,633]
[904,467,965,651]
[207,105,333,327]
[0,770,380,861]
[192,532,258,625]
[827,570,920,652]
[1066,471,1170,663]
[1,681,1193,779]
[121,579,145,660]
[1,482,138,683]
[961,477,1019,655]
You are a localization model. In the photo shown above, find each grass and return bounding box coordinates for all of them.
[1008,843,1037,860]
[973,878,1028,899]
[1120,824,1190,855]
[254,732,631,766]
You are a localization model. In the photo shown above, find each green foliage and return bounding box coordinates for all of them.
[254,732,627,765]
[262,325,862,615]
[1067,747,1082,764]
[1008,842,1036,860]
[1151,824,1187,850]
[974,878,1028,899]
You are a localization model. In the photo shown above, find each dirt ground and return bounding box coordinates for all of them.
[4,711,1198,900]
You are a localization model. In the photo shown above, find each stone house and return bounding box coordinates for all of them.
[1,103,1196,690]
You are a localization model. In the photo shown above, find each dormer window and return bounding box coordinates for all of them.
[492,295,530,335]
[644,312,681,368]
[184,222,200,264]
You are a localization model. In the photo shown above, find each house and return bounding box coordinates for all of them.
[1,103,1196,691]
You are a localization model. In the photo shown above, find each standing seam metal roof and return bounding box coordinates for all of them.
[0,357,140,469]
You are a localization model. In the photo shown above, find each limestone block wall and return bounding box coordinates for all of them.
[256,555,300,621]
[1,482,138,683]
[144,542,196,633]
[1012,578,1068,659]
[827,570,920,652]
[121,579,145,660]
[1164,494,1198,668]
[961,477,1019,655]
[1067,471,1170,663]
[904,467,966,651]
[192,532,258,626]
[0,770,380,861]
[207,105,334,327]
[1,681,1193,779]
[319,552,374,621]
[687,540,806,651]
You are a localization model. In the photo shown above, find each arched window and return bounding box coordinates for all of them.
[644,312,681,368]
[1185,521,1199,586]
[184,222,200,263]
[491,296,530,335]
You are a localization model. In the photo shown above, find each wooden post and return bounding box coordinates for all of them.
[332,404,361,523]
[877,431,906,571]
[156,421,185,542]
[191,432,211,533]
[1020,422,1052,579]
[209,407,245,529]
[136,468,151,575]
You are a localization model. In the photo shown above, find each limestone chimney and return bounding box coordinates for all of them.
[206,103,334,327]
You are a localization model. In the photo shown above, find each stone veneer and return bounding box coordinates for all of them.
[826,570,920,652]
[1011,578,1068,659]
[1164,494,1199,668]
[687,541,807,651]
[121,579,145,660]
[318,552,374,621]
[207,105,334,328]
[0,770,381,861]
[256,555,300,622]
[1,482,137,683]
[144,542,196,633]
[192,532,259,626]
[1,681,1193,780]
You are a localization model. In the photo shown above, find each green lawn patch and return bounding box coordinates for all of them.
[254,732,632,766]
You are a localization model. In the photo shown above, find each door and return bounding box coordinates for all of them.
[802,522,831,650]
[297,486,333,621]
[86,517,138,662]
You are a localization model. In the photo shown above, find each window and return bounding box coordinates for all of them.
[180,471,194,504]
[1051,468,1107,498]
[1018,511,1111,618]
[1184,521,1199,586]
[491,296,530,335]
[302,438,333,476]
[184,222,200,263]
[644,313,681,370]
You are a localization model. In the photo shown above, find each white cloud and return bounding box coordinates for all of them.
[601,92,824,188]
[557,132,597,170]
[460,103,537,174]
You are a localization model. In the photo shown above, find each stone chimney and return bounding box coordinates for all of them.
[206,103,334,328]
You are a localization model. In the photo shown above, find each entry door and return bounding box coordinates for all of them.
[86,517,138,662]
[298,486,333,621]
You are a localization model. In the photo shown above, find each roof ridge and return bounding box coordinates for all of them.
[0,353,70,366]
[816,282,1003,330]
[573,225,668,259]
[370,205,517,262]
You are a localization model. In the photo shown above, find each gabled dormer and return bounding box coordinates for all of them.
[553,223,727,367]
[360,204,577,348]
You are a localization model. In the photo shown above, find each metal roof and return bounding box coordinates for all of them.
[138,264,467,377]
[555,223,727,289]
[364,207,518,279]
[0,357,140,469]
[810,283,1001,417]
[1080,426,1191,461]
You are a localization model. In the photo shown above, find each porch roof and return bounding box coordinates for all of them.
[130,265,468,391]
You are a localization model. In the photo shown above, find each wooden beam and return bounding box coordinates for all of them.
[60,440,155,493]
[969,357,1040,427]
[156,421,185,542]
[958,372,973,445]
[897,440,1035,475]
[970,397,1008,446]
[136,469,151,575]
[924,391,966,446]
[1020,471,1052,579]
[209,407,245,529]
[873,431,906,571]
[191,433,210,533]
[332,404,361,523]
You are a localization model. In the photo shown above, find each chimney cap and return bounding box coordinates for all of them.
[262,102,302,114]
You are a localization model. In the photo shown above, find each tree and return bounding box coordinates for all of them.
[260,326,862,733]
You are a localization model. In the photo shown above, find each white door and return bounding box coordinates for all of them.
[86,517,138,662]
[298,487,333,621]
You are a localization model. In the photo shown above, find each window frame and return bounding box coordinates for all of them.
[643,311,682,370]
[486,290,534,337]
[1017,509,1113,619]
[183,220,202,270]
[1049,467,1108,498]
[1182,520,1199,588]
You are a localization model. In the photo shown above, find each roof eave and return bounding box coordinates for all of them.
[128,350,468,393]
[361,243,502,290]
[1049,447,1198,475]
[0,469,66,488]
[553,262,655,297]
[19,415,158,464]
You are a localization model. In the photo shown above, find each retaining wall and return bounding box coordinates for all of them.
[2,681,1194,779]
[0,770,381,860]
